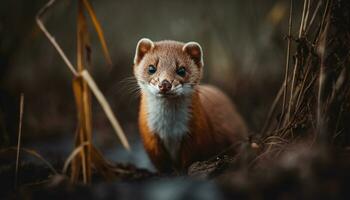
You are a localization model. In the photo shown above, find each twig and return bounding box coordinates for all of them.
[15,93,24,189]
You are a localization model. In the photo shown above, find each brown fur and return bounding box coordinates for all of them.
[139,85,247,172]
[134,39,247,172]
[134,40,202,88]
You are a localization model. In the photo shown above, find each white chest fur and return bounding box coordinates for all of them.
[145,94,191,161]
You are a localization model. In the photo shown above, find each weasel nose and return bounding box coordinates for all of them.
[158,80,172,93]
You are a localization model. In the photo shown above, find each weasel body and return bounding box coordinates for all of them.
[133,39,247,172]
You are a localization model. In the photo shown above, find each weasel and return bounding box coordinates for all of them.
[133,38,247,173]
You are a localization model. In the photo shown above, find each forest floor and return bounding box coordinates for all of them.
[1,137,350,200]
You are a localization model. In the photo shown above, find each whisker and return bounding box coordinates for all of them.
[107,76,137,94]
[106,76,142,109]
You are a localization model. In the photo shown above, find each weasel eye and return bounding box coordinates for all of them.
[176,67,186,77]
[148,65,157,75]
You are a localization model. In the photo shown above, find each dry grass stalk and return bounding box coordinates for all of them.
[14,93,24,189]
[81,0,112,67]
[36,0,78,76]
[316,17,329,141]
[1,147,58,175]
[261,0,350,151]
[63,141,89,174]
[280,0,293,128]
[285,0,310,125]
[81,70,130,150]
[36,0,131,184]
[261,82,284,134]
[70,1,93,184]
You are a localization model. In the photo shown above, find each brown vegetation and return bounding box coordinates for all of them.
[1,0,350,199]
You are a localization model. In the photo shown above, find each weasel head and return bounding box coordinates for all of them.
[133,38,203,98]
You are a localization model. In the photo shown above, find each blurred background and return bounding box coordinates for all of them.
[0,0,301,170]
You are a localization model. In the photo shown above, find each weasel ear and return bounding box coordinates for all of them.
[134,38,154,64]
[183,42,203,67]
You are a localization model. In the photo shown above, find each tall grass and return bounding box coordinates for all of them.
[262,0,350,149]
[36,0,130,184]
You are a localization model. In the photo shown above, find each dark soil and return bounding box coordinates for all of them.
[1,143,350,200]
